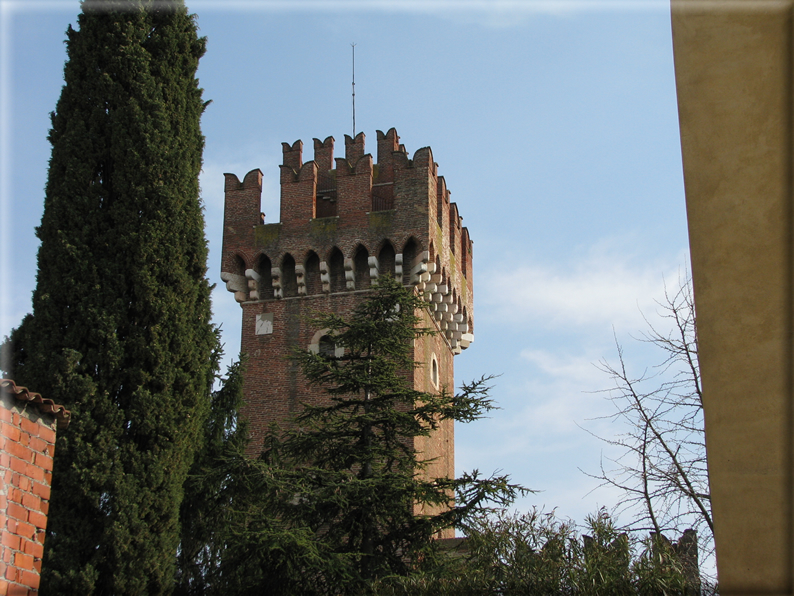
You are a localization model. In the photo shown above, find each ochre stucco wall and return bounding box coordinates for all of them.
[672,2,794,591]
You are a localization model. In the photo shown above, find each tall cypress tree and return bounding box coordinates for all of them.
[3,1,215,592]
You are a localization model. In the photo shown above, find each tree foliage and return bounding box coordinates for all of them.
[175,356,248,595]
[218,277,527,595]
[372,509,700,596]
[1,1,215,592]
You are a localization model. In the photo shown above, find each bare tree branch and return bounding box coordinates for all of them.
[583,274,713,575]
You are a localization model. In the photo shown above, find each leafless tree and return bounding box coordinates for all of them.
[585,276,713,574]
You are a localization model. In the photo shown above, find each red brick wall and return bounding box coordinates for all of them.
[0,389,59,595]
[220,130,472,539]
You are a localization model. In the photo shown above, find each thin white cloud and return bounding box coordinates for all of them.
[1,1,76,13]
[481,241,689,332]
[3,0,781,21]
[0,0,669,18]
[520,348,604,386]
[185,0,668,14]
[187,0,670,31]
[494,362,617,438]
[456,258,691,523]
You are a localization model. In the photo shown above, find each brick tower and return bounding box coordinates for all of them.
[220,128,473,488]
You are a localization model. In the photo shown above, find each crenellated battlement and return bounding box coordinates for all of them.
[276,128,445,222]
[224,168,263,192]
[221,128,474,354]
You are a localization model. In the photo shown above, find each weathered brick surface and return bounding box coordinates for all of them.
[221,129,474,539]
[0,385,63,595]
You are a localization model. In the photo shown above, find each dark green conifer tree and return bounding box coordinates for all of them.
[175,357,248,595]
[2,1,215,593]
[222,277,527,594]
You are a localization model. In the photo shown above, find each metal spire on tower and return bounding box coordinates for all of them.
[351,42,356,138]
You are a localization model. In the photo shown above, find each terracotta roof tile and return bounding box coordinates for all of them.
[0,379,71,430]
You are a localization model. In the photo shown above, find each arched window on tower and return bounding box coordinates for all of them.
[319,335,337,358]
[309,329,343,359]
[431,354,439,388]
[354,245,370,290]
[256,254,274,300]
[281,254,298,298]
[402,238,418,285]
[329,248,345,293]
[378,241,396,279]
[305,251,321,296]
[233,254,245,277]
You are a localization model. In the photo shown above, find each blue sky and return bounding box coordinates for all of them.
[1,0,690,541]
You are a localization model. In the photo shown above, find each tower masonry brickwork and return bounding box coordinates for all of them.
[220,128,474,492]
